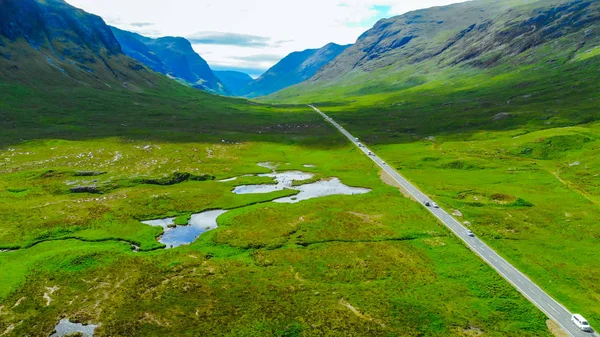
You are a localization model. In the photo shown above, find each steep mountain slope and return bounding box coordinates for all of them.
[109,27,167,74]
[0,0,161,90]
[110,27,228,95]
[214,70,254,96]
[270,0,600,100]
[239,43,351,98]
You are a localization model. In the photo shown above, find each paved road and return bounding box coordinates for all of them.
[309,105,597,337]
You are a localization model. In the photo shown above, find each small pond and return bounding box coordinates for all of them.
[51,319,98,337]
[143,210,227,248]
[233,171,314,194]
[273,178,371,203]
[230,164,371,203]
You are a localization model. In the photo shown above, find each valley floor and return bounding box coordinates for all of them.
[0,86,553,336]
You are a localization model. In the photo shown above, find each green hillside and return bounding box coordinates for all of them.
[269,0,599,102]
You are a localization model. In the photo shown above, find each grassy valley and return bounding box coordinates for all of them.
[0,82,554,336]
[1,0,598,335]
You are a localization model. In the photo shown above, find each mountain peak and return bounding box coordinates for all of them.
[110,28,229,95]
[238,42,351,97]
[0,0,161,89]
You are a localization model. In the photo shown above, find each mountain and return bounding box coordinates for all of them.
[239,43,351,98]
[0,0,161,90]
[109,27,167,74]
[110,27,228,95]
[214,70,254,96]
[269,0,600,101]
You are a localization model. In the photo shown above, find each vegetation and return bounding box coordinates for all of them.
[0,82,553,336]
[273,28,600,330]
[2,0,598,335]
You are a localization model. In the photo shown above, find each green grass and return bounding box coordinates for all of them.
[0,82,554,336]
[367,125,600,326]
[275,42,600,331]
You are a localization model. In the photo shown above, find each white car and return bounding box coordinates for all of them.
[467,230,475,237]
[432,202,439,208]
[355,137,359,141]
[572,314,592,332]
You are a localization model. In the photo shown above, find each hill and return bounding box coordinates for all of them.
[109,27,168,74]
[239,43,350,98]
[269,0,600,101]
[0,0,162,91]
[110,27,229,95]
[214,70,254,96]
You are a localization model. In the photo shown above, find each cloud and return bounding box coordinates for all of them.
[67,0,469,71]
[130,22,154,27]
[231,54,284,62]
[341,3,393,28]
[187,32,273,47]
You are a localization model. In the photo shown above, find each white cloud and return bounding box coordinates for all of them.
[66,0,468,75]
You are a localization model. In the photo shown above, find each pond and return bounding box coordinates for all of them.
[233,171,314,194]
[229,163,371,202]
[273,178,371,203]
[142,210,227,248]
[51,319,98,337]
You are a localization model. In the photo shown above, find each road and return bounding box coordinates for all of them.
[309,105,596,337]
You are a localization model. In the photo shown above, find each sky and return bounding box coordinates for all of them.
[66,0,468,78]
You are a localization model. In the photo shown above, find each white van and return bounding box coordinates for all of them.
[571,314,592,332]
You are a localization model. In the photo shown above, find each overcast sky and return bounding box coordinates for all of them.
[66,0,468,77]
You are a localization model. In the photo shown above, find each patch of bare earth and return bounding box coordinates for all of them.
[547,320,570,337]
[339,298,385,328]
[379,170,414,200]
[347,212,383,224]
[43,286,59,306]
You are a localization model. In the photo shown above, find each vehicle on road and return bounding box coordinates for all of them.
[355,137,359,141]
[358,143,364,148]
[467,230,475,237]
[368,151,374,156]
[572,314,592,332]
[432,202,439,208]
[381,161,386,165]
[424,201,431,207]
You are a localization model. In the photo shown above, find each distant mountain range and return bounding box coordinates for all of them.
[110,27,228,95]
[238,43,351,98]
[213,71,254,96]
[11,0,596,106]
[0,0,161,90]
[270,0,600,100]
[109,25,351,98]
[0,0,347,99]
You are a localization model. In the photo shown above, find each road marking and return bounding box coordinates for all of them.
[309,105,596,337]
